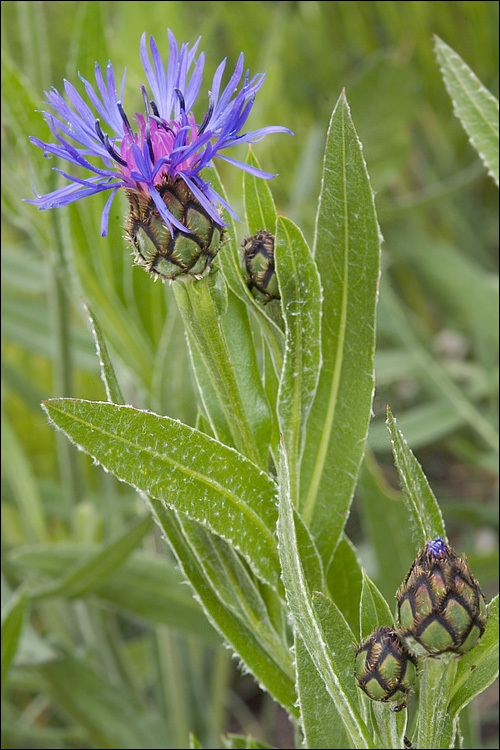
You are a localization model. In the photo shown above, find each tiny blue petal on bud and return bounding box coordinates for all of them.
[427,537,447,557]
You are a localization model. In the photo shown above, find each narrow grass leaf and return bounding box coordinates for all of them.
[276,216,322,507]
[28,515,152,601]
[42,399,282,591]
[386,406,446,546]
[222,734,274,749]
[380,281,499,455]
[11,544,219,640]
[300,92,380,567]
[434,36,499,185]
[1,587,27,687]
[82,300,124,404]
[1,412,48,543]
[37,655,165,749]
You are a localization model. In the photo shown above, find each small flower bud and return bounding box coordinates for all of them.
[354,626,417,706]
[242,230,280,302]
[396,537,487,658]
[126,177,222,281]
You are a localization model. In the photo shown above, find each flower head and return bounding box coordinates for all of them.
[354,626,417,707]
[25,31,292,248]
[396,537,488,658]
[242,230,280,302]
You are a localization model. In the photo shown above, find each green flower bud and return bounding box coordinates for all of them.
[354,626,417,706]
[242,230,280,302]
[125,177,222,281]
[396,537,487,658]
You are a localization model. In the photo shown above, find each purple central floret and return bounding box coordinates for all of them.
[25,30,293,236]
[427,537,447,557]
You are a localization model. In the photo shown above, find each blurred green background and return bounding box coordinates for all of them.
[1,1,498,748]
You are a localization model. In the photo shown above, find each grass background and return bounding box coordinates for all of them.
[1,1,498,748]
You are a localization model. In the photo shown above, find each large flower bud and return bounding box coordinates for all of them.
[354,626,417,706]
[125,177,222,281]
[396,537,487,658]
[242,230,280,302]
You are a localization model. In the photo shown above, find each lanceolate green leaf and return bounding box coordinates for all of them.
[327,535,363,637]
[242,149,287,356]
[149,501,298,716]
[277,448,374,748]
[173,275,271,468]
[359,570,395,640]
[447,595,499,719]
[295,631,350,749]
[175,514,292,673]
[386,406,446,546]
[208,157,285,351]
[300,92,380,567]
[434,36,499,185]
[200,164,244,299]
[243,148,277,235]
[41,399,282,591]
[357,453,415,603]
[276,216,322,506]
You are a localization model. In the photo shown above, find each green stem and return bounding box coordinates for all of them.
[416,656,458,749]
[173,275,264,467]
[372,702,406,749]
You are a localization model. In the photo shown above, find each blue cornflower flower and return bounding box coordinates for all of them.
[26,31,291,279]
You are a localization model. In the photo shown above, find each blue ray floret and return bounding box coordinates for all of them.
[26,30,292,237]
[427,537,447,557]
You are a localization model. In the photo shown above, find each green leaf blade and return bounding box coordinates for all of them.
[37,655,164,749]
[277,448,374,748]
[326,535,363,637]
[275,216,322,505]
[150,502,298,717]
[173,277,271,468]
[300,92,381,566]
[42,399,281,591]
[243,148,277,234]
[386,406,446,546]
[83,299,124,404]
[360,570,395,640]
[1,587,27,687]
[448,595,499,719]
[434,36,499,185]
[295,631,350,750]
[29,515,152,602]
